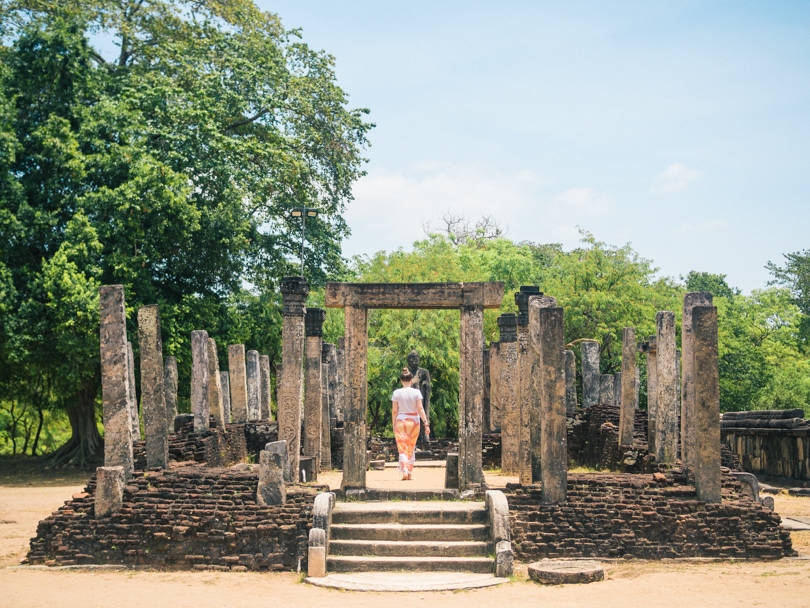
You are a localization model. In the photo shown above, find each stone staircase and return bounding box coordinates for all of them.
[327,500,494,573]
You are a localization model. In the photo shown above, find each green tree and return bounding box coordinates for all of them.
[682,271,740,299]
[767,249,810,352]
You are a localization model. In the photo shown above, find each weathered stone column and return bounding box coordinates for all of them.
[682,292,713,477]
[257,449,286,506]
[530,299,567,503]
[638,336,657,450]
[459,285,485,490]
[613,372,622,407]
[488,341,502,431]
[336,337,346,423]
[220,371,231,424]
[260,355,272,421]
[246,350,261,421]
[207,338,225,427]
[304,308,325,472]
[278,277,309,483]
[99,285,134,479]
[138,305,168,469]
[126,342,140,440]
[581,340,600,408]
[483,347,492,434]
[342,305,368,490]
[528,295,557,482]
[191,330,210,432]
[693,305,721,502]
[321,343,336,471]
[599,374,614,405]
[655,311,678,465]
[497,314,519,475]
[164,356,179,433]
[227,344,248,423]
[516,286,540,485]
[564,350,577,414]
[619,327,636,447]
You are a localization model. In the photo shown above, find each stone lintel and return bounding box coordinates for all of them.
[325,282,504,309]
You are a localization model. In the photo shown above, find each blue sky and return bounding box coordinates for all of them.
[258,1,810,293]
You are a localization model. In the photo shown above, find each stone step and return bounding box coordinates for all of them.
[329,539,491,557]
[331,501,487,525]
[327,555,495,574]
[330,523,490,542]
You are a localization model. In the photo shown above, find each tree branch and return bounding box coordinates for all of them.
[223,109,270,131]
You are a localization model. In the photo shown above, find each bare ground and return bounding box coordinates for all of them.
[2,459,809,607]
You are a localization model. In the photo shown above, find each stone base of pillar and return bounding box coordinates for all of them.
[95,466,125,519]
[264,440,290,483]
[445,453,459,489]
[257,450,286,506]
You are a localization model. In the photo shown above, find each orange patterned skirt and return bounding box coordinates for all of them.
[394,414,421,475]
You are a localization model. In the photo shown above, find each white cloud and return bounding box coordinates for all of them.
[556,187,613,216]
[653,163,704,194]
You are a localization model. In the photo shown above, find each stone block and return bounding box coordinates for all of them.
[256,450,285,506]
[445,453,459,489]
[95,466,125,518]
[264,440,290,483]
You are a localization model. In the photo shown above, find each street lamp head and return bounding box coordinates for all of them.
[291,209,303,217]
[306,209,318,217]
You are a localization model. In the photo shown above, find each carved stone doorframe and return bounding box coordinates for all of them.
[325,282,504,491]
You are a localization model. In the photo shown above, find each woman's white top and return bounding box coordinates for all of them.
[392,386,423,415]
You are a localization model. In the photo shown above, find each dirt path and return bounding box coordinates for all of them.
[2,465,810,607]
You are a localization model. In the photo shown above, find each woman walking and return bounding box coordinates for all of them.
[392,367,430,480]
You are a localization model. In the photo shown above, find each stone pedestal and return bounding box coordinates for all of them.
[126,342,140,440]
[304,308,325,472]
[581,340,600,408]
[497,314,519,475]
[564,349,577,414]
[459,289,485,491]
[619,327,636,447]
[191,330,210,432]
[95,466,125,518]
[138,305,168,469]
[99,285,134,479]
[321,343,336,471]
[220,371,231,423]
[207,338,225,427]
[164,356,179,433]
[279,277,309,483]
[260,355,272,420]
[246,350,260,421]
[655,311,678,465]
[682,292,713,476]
[257,450,286,506]
[693,306,720,502]
[341,305,367,491]
[599,374,614,405]
[227,344,248,423]
[530,300,567,503]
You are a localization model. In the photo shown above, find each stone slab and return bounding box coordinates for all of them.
[305,571,507,592]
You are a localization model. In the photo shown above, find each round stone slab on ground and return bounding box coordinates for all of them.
[306,572,508,592]
[528,560,605,585]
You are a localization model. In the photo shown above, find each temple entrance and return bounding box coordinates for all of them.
[325,281,504,491]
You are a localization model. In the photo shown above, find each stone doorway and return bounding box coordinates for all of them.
[325,282,504,491]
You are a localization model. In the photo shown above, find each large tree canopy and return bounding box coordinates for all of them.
[0,0,371,463]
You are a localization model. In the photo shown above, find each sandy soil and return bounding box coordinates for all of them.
[2,462,810,607]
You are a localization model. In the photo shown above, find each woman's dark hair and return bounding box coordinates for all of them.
[399,367,413,382]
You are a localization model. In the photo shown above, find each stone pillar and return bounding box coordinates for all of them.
[482,347,492,434]
[342,305,368,490]
[164,356,179,433]
[488,342,502,431]
[497,314,519,475]
[304,308,325,472]
[581,340,600,408]
[126,342,140,440]
[321,343,336,471]
[190,330,210,432]
[516,286,540,485]
[564,350,577,414]
[95,466,125,518]
[260,355,272,421]
[528,295,557,482]
[220,371,231,423]
[619,327,636,447]
[336,337,346,423]
[207,338,225,427]
[246,350,261,421]
[682,292,713,477]
[655,311,678,465]
[265,440,291,483]
[693,306,721,503]
[530,299,567,504]
[640,336,657,451]
[138,305,168,469]
[459,286,485,490]
[99,285,134,479]
[257,450,286,506]
[227,344,248,423]
[613,372,622,407]
[279,277,309,483]
[599,374,614,405]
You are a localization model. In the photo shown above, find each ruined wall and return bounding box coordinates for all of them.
[722,428,810,480]
[134,424,248,468]
[28,468,321,571]
[567,404,652,472]
[507,472,792,560]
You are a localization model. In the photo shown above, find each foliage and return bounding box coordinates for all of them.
[767,249,810,352]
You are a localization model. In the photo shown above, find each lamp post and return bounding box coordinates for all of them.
[290,206,319,277]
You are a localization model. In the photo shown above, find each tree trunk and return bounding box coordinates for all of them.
[49,374,103,469]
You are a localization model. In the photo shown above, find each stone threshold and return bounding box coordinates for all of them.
[305,571,508,592]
